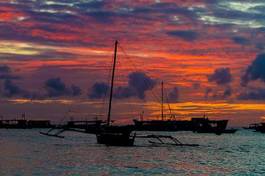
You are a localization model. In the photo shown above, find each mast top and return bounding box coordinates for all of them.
[107,40,118,125]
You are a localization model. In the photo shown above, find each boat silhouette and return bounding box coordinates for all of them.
[94,40,136,146]
[39,41,199,147]
[133,82,231,135]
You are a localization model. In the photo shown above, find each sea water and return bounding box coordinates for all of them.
[1,129,265,176]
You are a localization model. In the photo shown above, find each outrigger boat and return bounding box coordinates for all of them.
[40,40,198,147]
[40,41,136,146]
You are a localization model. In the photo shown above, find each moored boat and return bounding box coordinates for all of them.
[95,40,136,146]
[191,117,228,135]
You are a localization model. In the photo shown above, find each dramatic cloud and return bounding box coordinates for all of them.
[89,72,156,100]
[232,36,250,45]
[167,87,179,102]
[89,82,109,99]
[241,53,265,86]
[0,65,20,80]
[115,72,156,99]
[114,86,134,99]
[208,68,232,85]
[238,88,265,100]
[44,77,81,97]
[0,65,10,74]
[223,87,232,98]
[71,85,82,96]
[127,72,156,99]
[0,75,20,80]
[1,79,24,97]
[166,30,198,41]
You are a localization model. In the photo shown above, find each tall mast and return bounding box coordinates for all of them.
[161,81,164,121]
[107,40,118,125]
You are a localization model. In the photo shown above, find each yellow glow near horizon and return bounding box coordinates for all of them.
[8,99,265,112]
[146,102,265,113]
[0,41,40,55]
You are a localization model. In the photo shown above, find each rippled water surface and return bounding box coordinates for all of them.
[1,129,265,176]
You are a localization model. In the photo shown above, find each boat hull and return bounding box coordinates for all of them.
[96,125,135,146]
[96,133,135,146]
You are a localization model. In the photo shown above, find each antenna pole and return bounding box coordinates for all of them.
[107,40,118,125]
[161,81,164,121]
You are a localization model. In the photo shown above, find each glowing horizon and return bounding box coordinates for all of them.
[1,0,265,126]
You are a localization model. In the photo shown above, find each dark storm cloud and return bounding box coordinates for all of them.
[241,53,265,86]
[44,77,82,97]
[1,79,23,97]
[90,72,156,100]
[133,2,198,19]
[207,68,233,99]
[89,82,109,99]
[166,30,198,41]
[208,67,232,85]
[114,86,134,99]
[115,72,156,99]
[0,65,11,74]
[0,65,24,97]
[238,88,265,100]
[0,79,39,98]
[0,75,20,80]
[71,85,82,96]
[0,65,20,80]
[44,78,67,97]
[232,36,250,45]
[121,72,156,100]
[86,11,117,24]
[223,86,232,98]
[75,1,105,9]
[167,87,179,103]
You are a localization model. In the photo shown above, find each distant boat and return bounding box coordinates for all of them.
[134,81,194,131]
[0,113,53,129]
[134,116,230,135]
[243,123,261,130]
[251,123,265,133]
[133,82,230,135]
[191,117,228,135]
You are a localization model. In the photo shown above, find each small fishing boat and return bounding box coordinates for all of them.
[134,82,194,131]
[133,82,230,135]
[191,117,228,135]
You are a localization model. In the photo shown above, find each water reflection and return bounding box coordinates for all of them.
[1,129,265,175]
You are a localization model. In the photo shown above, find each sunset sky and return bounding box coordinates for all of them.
[1,0,265,126]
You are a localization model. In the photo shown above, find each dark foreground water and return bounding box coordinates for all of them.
[1,129,265,176]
